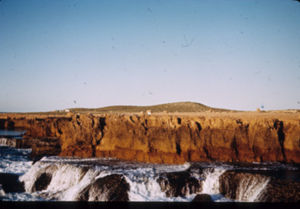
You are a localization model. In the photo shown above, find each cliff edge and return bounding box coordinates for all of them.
[0,110,299,164]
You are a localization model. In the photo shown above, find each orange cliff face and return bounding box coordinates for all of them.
[0,112,299,164]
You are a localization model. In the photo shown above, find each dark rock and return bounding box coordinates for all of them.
[192,194,213,202]
[157,171,201,197]
[258,179,300,202]
[32,173,52,192]
[0,119,5,129]
[29,138,61,160]
[0,173,24,193]
[18,138,34,148]
[79,174,130,201]
[187,165,211,180]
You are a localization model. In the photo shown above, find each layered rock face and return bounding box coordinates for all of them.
[0,112,299,164]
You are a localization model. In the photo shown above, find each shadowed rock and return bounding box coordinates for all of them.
[79,174,129,201]
[32,173,52,192]
[157,171,201,197]
[258,179,300,202]
[29,138,61,161]
[0,173,24,193]
[192,194,213,202]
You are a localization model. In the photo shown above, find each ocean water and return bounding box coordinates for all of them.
[19,157,200,201]
[0,147,32,174]
[0,130,25,139]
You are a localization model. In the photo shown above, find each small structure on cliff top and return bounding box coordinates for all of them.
[146,110,152,116]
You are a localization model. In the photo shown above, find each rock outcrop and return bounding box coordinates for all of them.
[192,194,213,202]
[0,173,25,193]
[0,112,299,164]
[157,171,201,197]
[78,174,129,201]
[28,138,61,161]
[258,179,300,202]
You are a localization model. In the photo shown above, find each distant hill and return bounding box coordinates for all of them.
[70,102,230,114]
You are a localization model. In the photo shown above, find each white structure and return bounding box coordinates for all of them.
[146,110,152,116]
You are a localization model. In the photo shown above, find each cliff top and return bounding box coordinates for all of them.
[70,101,229,114]
[1,102,299,119]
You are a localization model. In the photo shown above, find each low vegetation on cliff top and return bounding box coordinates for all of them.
[69,102,229,114]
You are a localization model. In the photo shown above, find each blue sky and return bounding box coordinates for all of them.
[1,0,300,112]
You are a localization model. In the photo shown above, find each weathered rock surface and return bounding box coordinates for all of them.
[258,179,300,202]
[157,171,202,197]
[28,138,61,161]
[192,194,213,202]
[78,174,129,201]
[0,173,24,193]
[0,112,299,164]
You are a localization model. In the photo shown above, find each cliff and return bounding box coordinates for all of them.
[0,111,299,164]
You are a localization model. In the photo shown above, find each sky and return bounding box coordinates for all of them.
[0,0,300,112]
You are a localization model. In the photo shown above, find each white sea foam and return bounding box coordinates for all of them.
[18,158,196,201]
[19,157,273,202]
[0,192,45,201]
[125,175,166,201]
[20,161,97,200]
[201,167,226,195]
[2,148,297,202]
[235,174,270,202]
[0,159,32,174]
[0,147,32,174]
[19,161,51,193]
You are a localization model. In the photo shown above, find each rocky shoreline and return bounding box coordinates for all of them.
[1,158,299,202]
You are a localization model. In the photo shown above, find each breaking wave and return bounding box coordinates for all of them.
[1,145,299,202]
